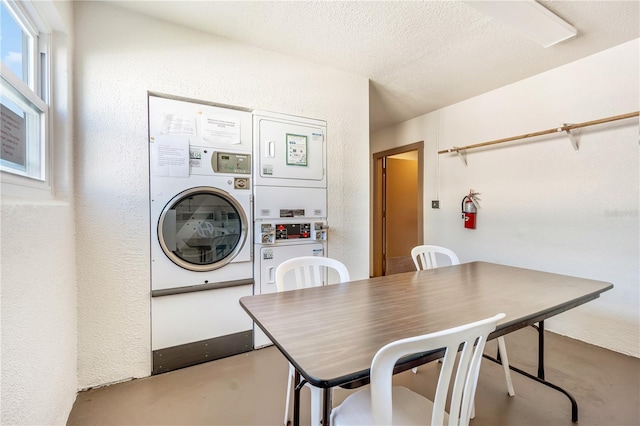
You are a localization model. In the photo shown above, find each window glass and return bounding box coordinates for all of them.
[0,0,47,185]
[1,1,30,84]
[1,76,42,176]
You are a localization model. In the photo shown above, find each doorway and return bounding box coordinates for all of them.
[373,142,423,276]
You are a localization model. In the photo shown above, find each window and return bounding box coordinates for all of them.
[1,0,49,190]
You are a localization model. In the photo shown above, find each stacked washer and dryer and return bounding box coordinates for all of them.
[252,111,328,348]
[149,95,328,373]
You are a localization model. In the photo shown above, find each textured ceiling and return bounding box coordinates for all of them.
[109,1,640,131]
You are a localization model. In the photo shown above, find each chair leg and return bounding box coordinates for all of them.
[284,364,294,426]
[309,385,323,426]
[413,355,444,374]
[470,339,512,422]
[285,364,324,426]
[497,336,515,397]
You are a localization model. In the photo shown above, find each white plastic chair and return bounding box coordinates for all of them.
[330,313,506,426]
[411,244,460,270]
[276,256,350,426]
[410,245,515,399]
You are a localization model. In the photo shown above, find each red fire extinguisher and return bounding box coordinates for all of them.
[461,190,480,229]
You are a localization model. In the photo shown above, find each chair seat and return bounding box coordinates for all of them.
[331,386,449,425]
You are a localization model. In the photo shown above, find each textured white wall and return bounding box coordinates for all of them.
[0,2,76,424]
[1,202,77,425]
[372,39,640,357]
[74,2,369,388]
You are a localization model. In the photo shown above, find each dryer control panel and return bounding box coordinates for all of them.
[258,221,327,245]
[276,223,310,240]
[212,152,251,174]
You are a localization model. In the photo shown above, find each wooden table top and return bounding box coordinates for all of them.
[240,261,612,389]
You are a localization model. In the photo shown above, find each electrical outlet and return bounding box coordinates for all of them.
[432,200,440,209]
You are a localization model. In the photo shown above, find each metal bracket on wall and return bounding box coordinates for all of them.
[561,123,579,151]
[452,147,467,166]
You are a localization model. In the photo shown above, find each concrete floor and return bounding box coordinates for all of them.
[67,327,640,425]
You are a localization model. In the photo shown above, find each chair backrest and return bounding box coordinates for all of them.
[411,245,460,270]
[275,256,350,291]
[370,313,505,426]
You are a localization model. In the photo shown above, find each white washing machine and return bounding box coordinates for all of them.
[150,161,252,291]
[149,95,254,374]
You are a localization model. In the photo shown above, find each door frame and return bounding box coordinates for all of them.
[372,141,424,276]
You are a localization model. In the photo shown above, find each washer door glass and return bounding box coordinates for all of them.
[158,187,247,272]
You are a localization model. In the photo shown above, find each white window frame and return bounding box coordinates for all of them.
[1,0,51,198]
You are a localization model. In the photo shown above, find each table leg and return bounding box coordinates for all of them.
[293,370,301,426]
[537,320,545,380]
[483,321,578,423]
[322,388,332,426]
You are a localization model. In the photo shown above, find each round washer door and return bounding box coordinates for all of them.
[157,186,248,272]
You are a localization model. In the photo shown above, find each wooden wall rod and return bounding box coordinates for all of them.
[438,111,639,155]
